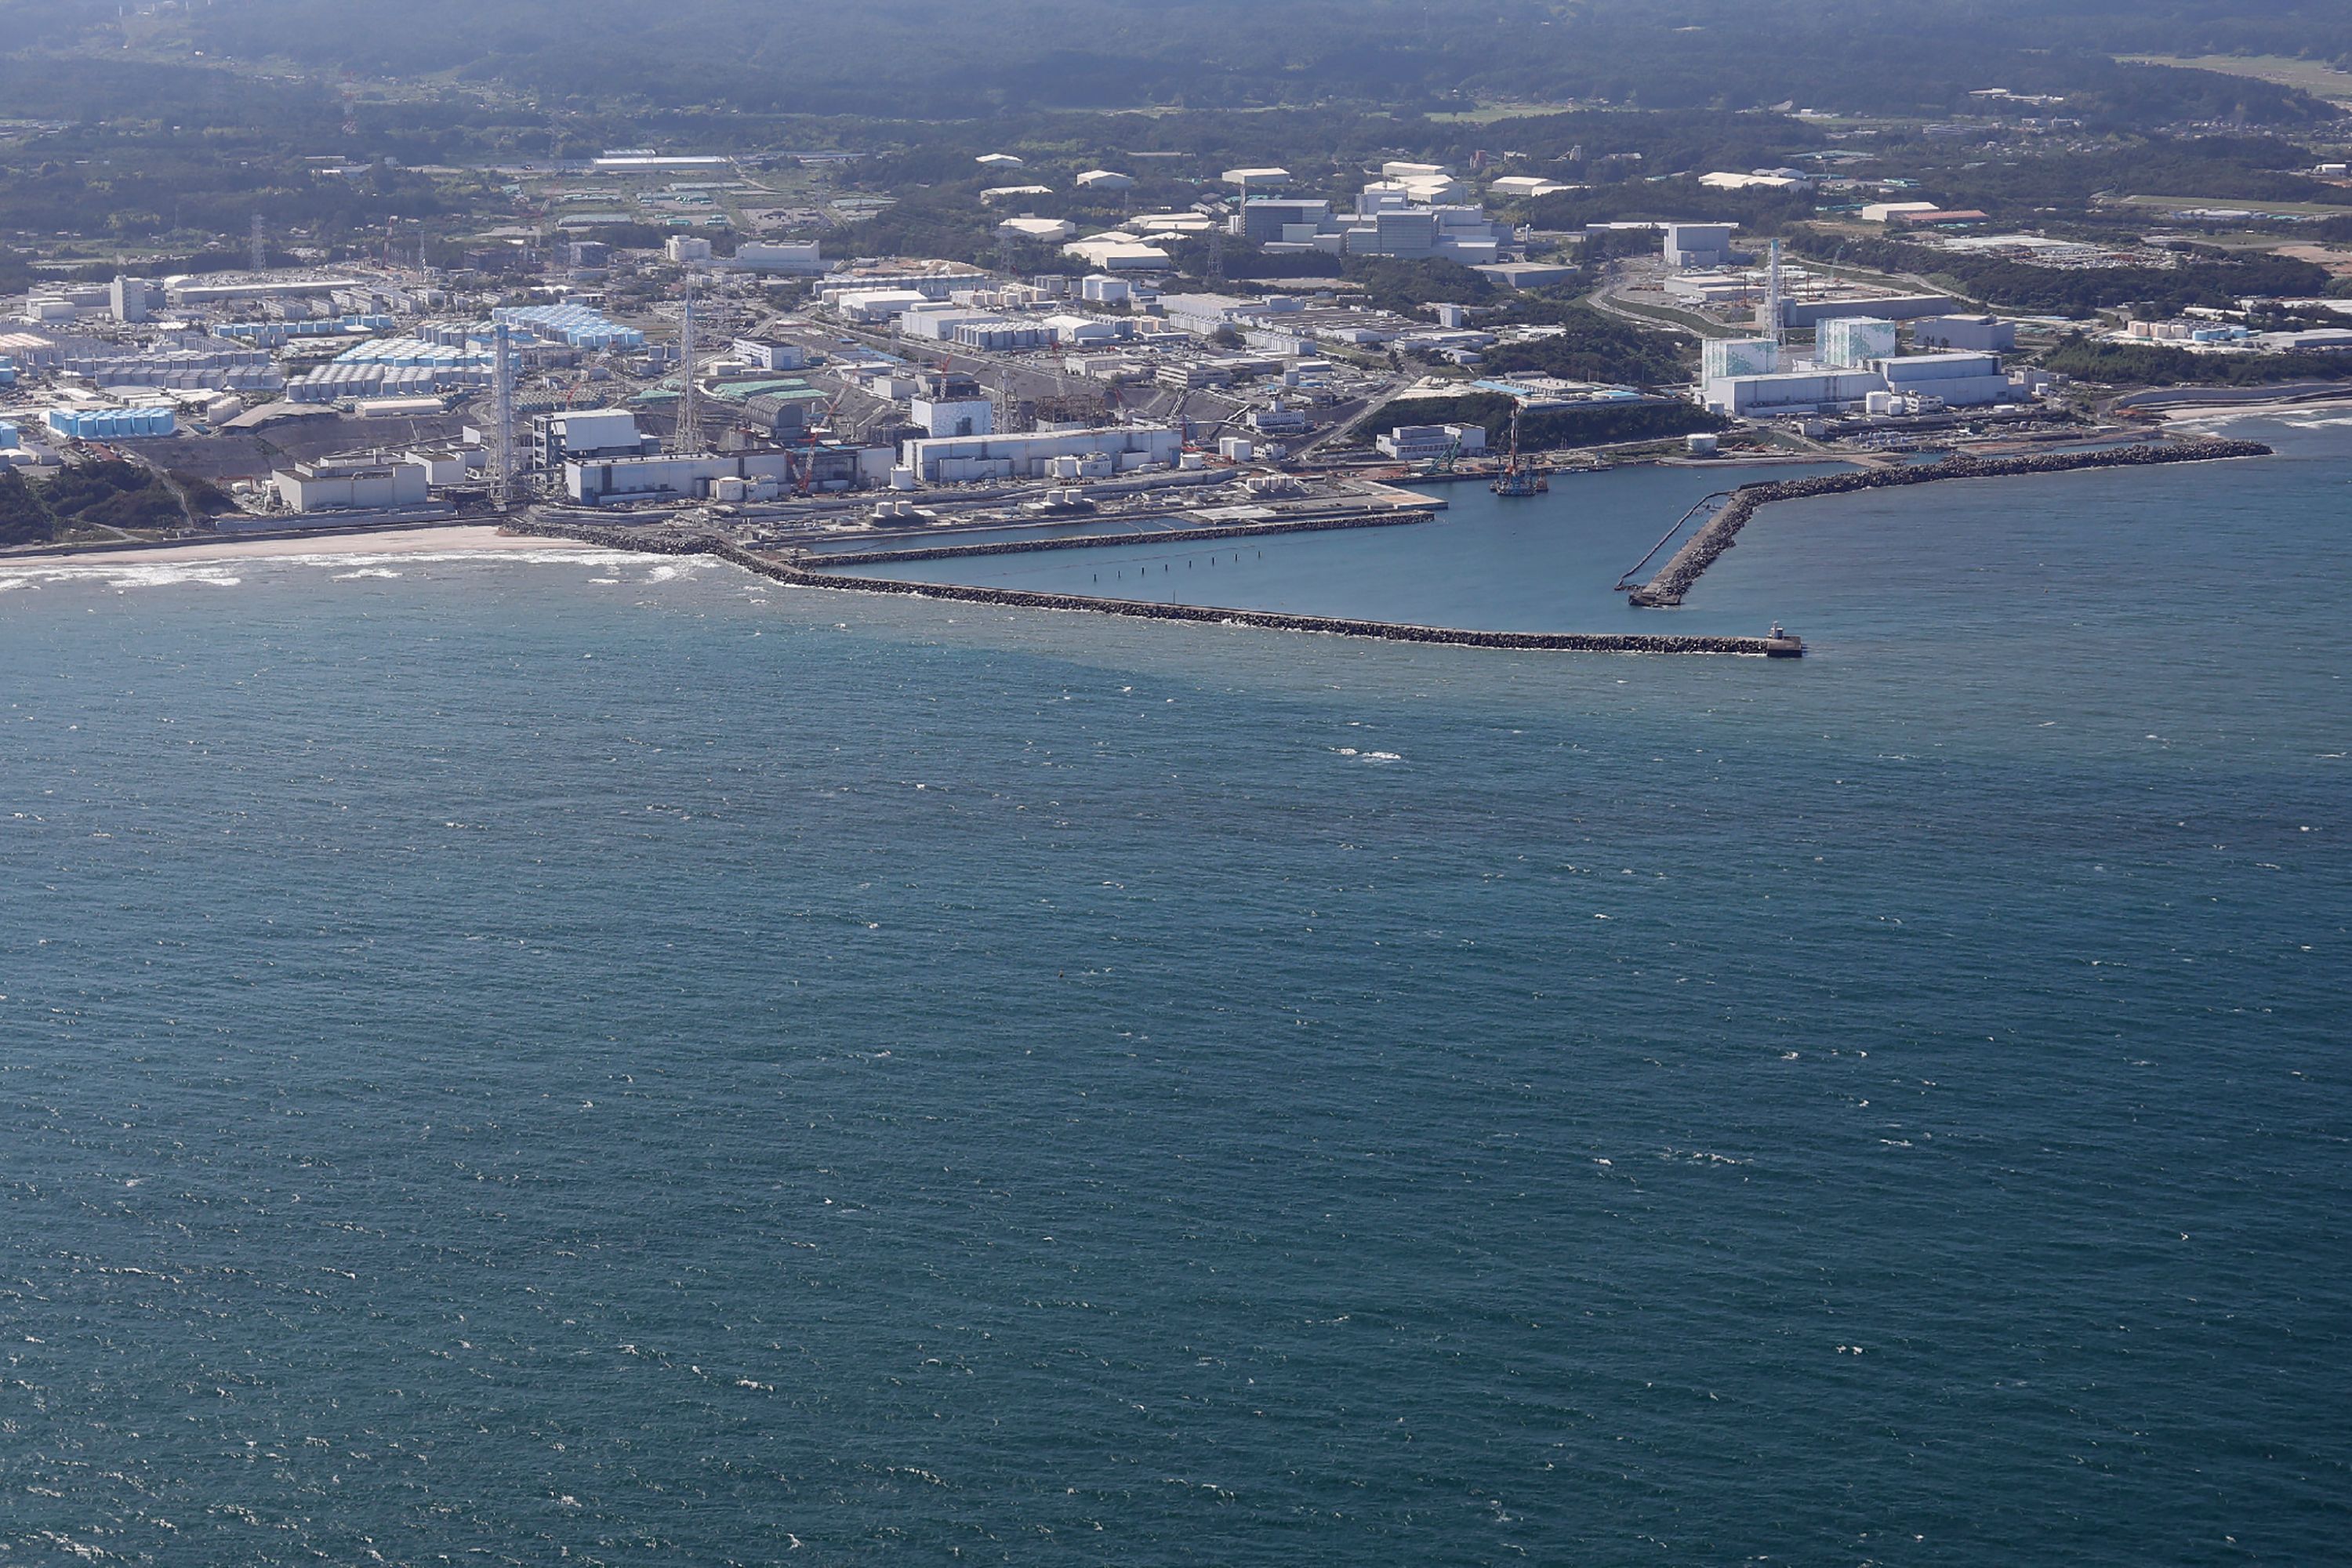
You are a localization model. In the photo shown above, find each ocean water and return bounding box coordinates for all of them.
[833,459,1856,633]
[2,416,2347,1566]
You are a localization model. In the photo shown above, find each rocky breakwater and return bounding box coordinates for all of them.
[1628,437,2273,608]
[504,515,1802,657]
[813,508,1436,568]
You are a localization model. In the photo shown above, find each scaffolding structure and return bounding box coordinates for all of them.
[489,323,517,511]
[672,281,702,454]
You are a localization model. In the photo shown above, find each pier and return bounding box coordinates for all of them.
[1627,437,2274,608]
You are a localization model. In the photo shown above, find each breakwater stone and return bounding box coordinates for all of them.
[1628,438,2273,607]
[505,517,1795,656]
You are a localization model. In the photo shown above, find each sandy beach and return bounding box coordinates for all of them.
[2154,392,2352,425]
[0,524,619,568]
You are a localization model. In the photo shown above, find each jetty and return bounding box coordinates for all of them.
[507,516,1806,657]
[809,506,1438,569]
[1627,437,2272,608]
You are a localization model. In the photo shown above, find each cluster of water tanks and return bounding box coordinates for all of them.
[216,316,394,346]
[492,303,646,350]
[45,407,176,440]
[286,364,462,403]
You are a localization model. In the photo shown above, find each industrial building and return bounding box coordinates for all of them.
[665,235,713,263]
[1223,167,1293,193]
[1240,178,1509,263]
[815,264,992,307]
[109,276,154,323]
[270,456,430,513]
[1473,261,1578,290]
[1700,339,1781,381]
[1817,317,1899,368]
[1663,223,1737,269]
[565,446,891,506]
[1911,314,2017,351]
[909,394,994,438]
[725,241,827,274]
[532,409,652,470]
[1062,234,1174,270]
[1781,294,1961,328]
[835,289,938,324]
[1075,169,1135,191]
[1698,368,1886,416]
[1869,350,2015,407]
[1488,176,1575,199]
[901,425,1181,483]
[731,339,808,372]
[996,215,1076,243]
[1375,423,1487,462]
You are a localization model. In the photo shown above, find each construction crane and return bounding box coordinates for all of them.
[789,386,852,498]
[1414,430,1464,478]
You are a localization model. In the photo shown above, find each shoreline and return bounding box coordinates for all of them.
[2154,394,2352,424]
[0,524,605,568]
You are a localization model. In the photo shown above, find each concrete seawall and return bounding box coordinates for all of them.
[1629,438,2273,607]
[506,517,1802,657]
[810,507,1438,568]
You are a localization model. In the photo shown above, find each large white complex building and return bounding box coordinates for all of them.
[532,408,651,470]
[725,241,826,274]
[566,447,891,505]
[1663,223,1737,269]
[1698,368,1887,416]
[902,425,1181,483]
[1871,350,2014,407]
[1375,423,1487,462]
[271,456,431,514]
[1238,170,1510,263]
[1817,316,1899,368]
[1701,339,1781,381]
[909,396,993,438]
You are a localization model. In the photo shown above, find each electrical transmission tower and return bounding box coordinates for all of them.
[489,322,517,512]
[249,213,267,273]
[672,279,703,454]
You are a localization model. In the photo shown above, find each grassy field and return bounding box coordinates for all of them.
[2118,53,2352,106]
[2116,193,2352,218]
[1427,101,1581,124]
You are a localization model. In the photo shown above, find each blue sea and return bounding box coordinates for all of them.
[2,414,2347,1565]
